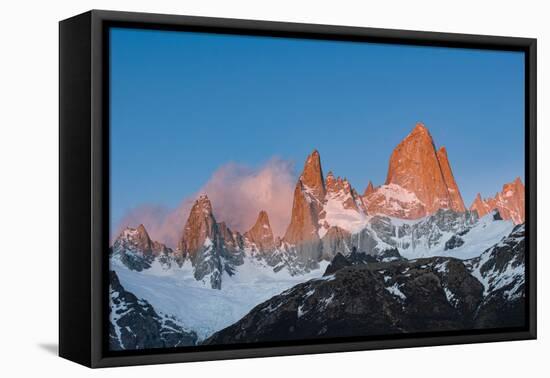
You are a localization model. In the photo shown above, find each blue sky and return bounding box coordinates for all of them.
[110,27,525,229]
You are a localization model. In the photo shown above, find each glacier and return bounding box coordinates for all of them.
[111,254,328,340]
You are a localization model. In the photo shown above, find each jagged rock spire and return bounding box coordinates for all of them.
[283,150,326,244]
[470,178,525,224]
[437,146,466,212]
[178,194,217,258]
[113,224,171,256]
[363,181,375,197]
[245,210,275,250]
[299,149,326,201]
[378,122,466,216]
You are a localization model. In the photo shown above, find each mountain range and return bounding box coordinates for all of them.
[109,122,526,349]
[205,223,525,344]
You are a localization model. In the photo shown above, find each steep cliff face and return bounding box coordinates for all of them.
[324,172,362,212]
[109,119,526,347]
[205,225,526,345]
[283,150,370,244]
[470,194,491,219]
[470,177,525,224]
[363,181,375,197]
[364,123,465,219]
[277,134,488,269]
[244,210,276,251]
[203,257,486,345]
[177,194,218,260]
[177,195,245,289]
[318,171,366,236]
[111,224,172,271]
[362,183,426,219]
[111,125,522,285]
[466,224,525,327]
[385,123,452,213]
[283,150,325,245]
[109,270,197,350]
[437,146,466,212]
[114,224,171,256]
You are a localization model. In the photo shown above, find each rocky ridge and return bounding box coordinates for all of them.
[470,177,525,224]
[110,224,172,271]
[204,224,525,344]
[109,270,197,350]
[108,122,526,350]
[364,123,465,218]
[110,123,523,291]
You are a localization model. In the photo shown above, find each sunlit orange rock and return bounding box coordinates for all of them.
[178,194,218,258]
[363,181,375,197]
[245,210,275,250]
[325,172,361,211]
[470,177,525,224]
[283,150,325,244]
[365,123,466,218]
[115,224,171,256]
[437,146,466,212]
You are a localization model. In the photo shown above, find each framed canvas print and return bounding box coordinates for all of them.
[59,10,537,368]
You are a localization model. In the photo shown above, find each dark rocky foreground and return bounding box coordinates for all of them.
[204,225,525,345]
[467,224,526,328]
[109,271,197,350]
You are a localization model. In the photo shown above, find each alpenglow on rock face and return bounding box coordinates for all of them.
[470,177,525,224]
[177,194,218,259]
[109,121,526,348]
[283,150,326,245]
[244,210,275,251]
[364,123,466,219]
[111,123,524,289]
[283,150,368,246]
[179,195,246,289]
[437,146,466,212]
[324,172,363,213]
[205,224,526,345]
[363,180,375,197]
[111,224,172,271]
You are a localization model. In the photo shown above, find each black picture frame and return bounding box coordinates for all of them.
[59,9,537,368]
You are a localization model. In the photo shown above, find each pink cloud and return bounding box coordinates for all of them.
[113,157,296,247]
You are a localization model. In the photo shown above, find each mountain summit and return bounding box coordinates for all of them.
[437,146,466,212]
[245,210,275,251]
[177,194,245,289]
[300,149,326,201]
[178,194,218,259]
[363,181,375,197]
[470,177,525,224]
[364,123,465,218]
[283,150,326,244]
[111,224,172,271]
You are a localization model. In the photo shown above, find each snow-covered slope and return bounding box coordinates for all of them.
[470,177,525,224]
[109,207,517,347]
[467,224,525,299]
[389,211,515,260]
[315,209,514,262]
[111,254,328,340]
[109,270,197,350]
[363,184,426,220]
[110,211,513,342]
[318,187,367,238]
